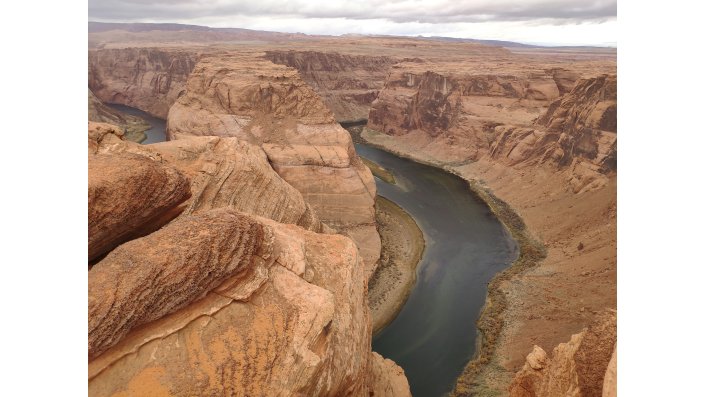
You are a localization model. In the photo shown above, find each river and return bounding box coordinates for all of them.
[104,104,518,396]
[356,144,518,397]
[106,104,167,144]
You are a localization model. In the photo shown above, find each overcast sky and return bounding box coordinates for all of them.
[88,0,617,46]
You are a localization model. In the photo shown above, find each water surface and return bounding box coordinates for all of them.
[356,143,518,397]
[105,103,167,144]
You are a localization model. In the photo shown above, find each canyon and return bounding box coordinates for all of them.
[88,23,616,397]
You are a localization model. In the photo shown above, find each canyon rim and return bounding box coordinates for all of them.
[85,5,617,397]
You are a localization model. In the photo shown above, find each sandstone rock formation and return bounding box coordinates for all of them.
[89,208,408,396]
[88,89,150,142]
[89,48,200,118]
[167,54,380,273]
[88,123,190,262]
[88,209,269,359]
[508,310,616,397]
[264,50,395,122]
[90,121,326,232]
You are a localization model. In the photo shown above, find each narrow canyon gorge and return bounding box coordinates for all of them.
[88,24,617,397]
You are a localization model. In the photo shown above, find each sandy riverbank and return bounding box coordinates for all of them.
[368,196,425,335]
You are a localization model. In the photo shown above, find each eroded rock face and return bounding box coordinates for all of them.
[167,54,380,272]
[264,50,395,122]
[91,124,326,233]
[508,310,617,397]
[88,126,191,262]
[88,89,150,142]
[88,48,200,118]
[368,63,617,194]
[88,209,269,359]
[88,208,404,396]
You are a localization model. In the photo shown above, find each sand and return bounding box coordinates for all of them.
[367,196,425,335]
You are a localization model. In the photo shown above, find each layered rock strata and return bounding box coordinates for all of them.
[92,129,325,232]
[89,208,409,396]
[167,54,380,273]
[264,50,395,122]
[88,123,190,262]
[88,48,200,118]
[362,69,617,395]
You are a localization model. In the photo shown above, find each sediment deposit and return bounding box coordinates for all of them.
[88,89,150,142]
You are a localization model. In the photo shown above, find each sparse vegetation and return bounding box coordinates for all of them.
[451,181,547,396]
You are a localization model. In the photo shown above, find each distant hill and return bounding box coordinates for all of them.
[88,22,615,51]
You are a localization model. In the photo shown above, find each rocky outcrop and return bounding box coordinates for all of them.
[264,50,395,122]
[88,89,150,142]
[368,352,412,397]
[508,310,617,397]
[89,208,407,396]
[368,63,616,193]
[91,122,326,232]
[88,123,191,262]
[167,54,380,273]
[88,48,200,118]
[602,347,617,397]
[88,209,269,359]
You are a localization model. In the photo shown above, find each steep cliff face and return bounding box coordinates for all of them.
[362,61,616,396]
[508,310,616,397]
[368,63,616,192]
[488,74,617,193]
[167,54,381,273]
[88,89,150,142]
[264,50,395,122]
[88,125,410,396]
[88,48,200,118]
[368,63,582,164]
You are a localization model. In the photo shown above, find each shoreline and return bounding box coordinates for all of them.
[368,196,425,336]
[356,127,547,395]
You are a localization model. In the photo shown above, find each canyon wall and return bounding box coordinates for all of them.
[362,60,616,396]
[167,54,381,273]
[88,48,200,118]
[88,89,150,142]
[508,310,617,397]
[264,50,395,122]
[88,124,410,396]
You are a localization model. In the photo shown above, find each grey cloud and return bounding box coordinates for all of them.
[88,0,616,24]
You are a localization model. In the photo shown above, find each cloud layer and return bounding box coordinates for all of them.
[88,0,617,46]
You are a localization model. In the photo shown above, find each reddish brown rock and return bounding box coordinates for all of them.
[88,48,200,118]
[88,209,269,359]
[88,136,191,262]
[167,54,381,273]
[508,310,617,397]
[90,126,326,233]
[89,208,407,396]
[368,352,412,397]
[264,50,395,122]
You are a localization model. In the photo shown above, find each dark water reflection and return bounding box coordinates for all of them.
[356,144,518,397]
[105,103,167,144]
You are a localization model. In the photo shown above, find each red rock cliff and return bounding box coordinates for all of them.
[88,48,200,118]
